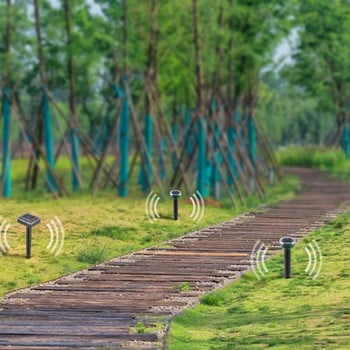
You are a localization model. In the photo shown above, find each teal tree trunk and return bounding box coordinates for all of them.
[139,115,153,192]
[2,87,11,198]
[197,117,208,196]
[43,92,57,192]
[248,115,257,165]
[185,108,193,156]
[210,101,220,198]
[101,111,111,153]
[119,95,129,197]
[171,120,178,170]
[212,121,222,199]
[92,125,100,156]
[64,0,80,192]
[71,128,80,191]
[342,124,350,158]
[227,109,238,185]
[227,126,236,185]
[160,137,167,180]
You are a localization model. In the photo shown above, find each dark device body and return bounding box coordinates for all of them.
[17,213,41,259]
[279,237,296,279]
[169,190,182,220]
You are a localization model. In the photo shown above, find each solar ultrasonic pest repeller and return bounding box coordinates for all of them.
[279,237,296,279]
[169,190,182,220]
[17,213,41,259]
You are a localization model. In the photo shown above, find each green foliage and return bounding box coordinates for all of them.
[282,0,350,136]
[0,0,32,85]
[0,0,295,126]
[276,146,347,169]
[257,76,334,145]
[2,0,347,152]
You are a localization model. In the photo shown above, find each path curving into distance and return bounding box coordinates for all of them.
[1,168,350,349]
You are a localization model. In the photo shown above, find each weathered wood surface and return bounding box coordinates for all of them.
[0,168,349,349]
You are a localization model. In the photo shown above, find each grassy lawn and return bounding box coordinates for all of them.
[0,157,299,298]
[167,212,350,350]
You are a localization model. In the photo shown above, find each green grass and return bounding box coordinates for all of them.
[277,145,350,182]
[0,158,299,299]
[167,213,350,350]
[276,145,347,169]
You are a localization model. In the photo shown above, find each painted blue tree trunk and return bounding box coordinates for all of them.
[43,93,57,192]
[248,115,257,165]
[160,138,167,180]
[209,100,220,197]
[70,128,80,191]
[119,96,130,197]
[185,108,193,156]
[92,125,101,156]
[139,115,153,192]
[212,122,222,199]
[342,124,350,158]
[227,109,238,185]
[227,126,236,185]
[2,87,11,197]
[171,121,178,171]
[197,117,208,197]
[101,112,111,154]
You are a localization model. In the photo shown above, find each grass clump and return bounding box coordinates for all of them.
[174,282,191,292]
[77,243,110,264]
[136,321,146,334]
[200,289,227,306]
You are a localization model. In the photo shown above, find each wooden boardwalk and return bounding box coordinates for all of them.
[1,168,350,349]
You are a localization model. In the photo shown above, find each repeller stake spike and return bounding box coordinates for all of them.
[17,213,41,259]
[169,190,182,220]
[279,237,296,279]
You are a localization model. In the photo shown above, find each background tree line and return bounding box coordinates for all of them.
[0,0,349,148]
[0,0,288,140]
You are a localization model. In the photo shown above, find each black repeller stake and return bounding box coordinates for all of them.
[279,237,296,278]
[169,190,182,220]
[17,213,41,259]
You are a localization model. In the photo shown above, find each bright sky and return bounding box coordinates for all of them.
[50,0,102,14]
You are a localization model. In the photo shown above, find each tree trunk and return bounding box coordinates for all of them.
[34,0,47,83]
[192,0,208,196]
[30,0,47,190]
[140,0,158,192]
[1,0,12,197]
[63,0,81,191]
[33,0,60,194]
[192,0,204,114]
[122,0,128,78]
[3,0,11,85]
[213,3,224,97]
[227,0,235,108]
